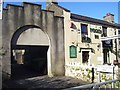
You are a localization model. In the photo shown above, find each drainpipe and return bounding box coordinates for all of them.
[92,68,94,83]
[115,38,118,61]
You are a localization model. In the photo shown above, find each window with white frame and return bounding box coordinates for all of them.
[81,24,88,35]
[102,26,107,37]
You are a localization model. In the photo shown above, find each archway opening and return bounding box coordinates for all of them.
[11,26,50,79]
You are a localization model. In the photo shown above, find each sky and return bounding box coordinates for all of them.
[3,2,119,23]
[118,1,120,24]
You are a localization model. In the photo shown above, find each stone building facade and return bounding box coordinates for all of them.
[2,1,120,82]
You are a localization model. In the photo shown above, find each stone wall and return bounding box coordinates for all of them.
[65,62,120,85]
[2,2,65,78]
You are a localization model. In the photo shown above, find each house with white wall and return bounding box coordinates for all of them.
[47,1,120,82]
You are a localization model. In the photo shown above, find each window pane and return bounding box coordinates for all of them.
[95,35,99,39]
[118,31,120,34]
[102,26,107,36]
[81,24,88,35]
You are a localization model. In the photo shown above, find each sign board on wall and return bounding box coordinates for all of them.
[90,25,101,30]
[102,39,113,47]
[96,65,114,73]
[70,45,77,58]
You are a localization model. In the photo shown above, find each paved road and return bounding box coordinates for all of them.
[3,75,90,89]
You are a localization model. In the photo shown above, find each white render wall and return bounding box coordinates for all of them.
[63,10,119,80]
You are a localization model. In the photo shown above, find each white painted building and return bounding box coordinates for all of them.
[47,1,120,82]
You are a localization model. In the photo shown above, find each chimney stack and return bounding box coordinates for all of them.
[46,0,58,10]
[103,13,114,23]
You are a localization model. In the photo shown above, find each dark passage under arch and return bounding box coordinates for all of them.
[11,45,48,80]
[11,26,50,80]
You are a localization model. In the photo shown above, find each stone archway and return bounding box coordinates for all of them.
[11,25,51,79]
[2,2,65,79]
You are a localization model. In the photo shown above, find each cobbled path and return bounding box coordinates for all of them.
[3,75,90,89]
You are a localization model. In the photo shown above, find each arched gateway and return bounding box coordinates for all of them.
[11,26,50,79]
[2,2,65,79]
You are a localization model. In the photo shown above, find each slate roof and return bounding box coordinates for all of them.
[71,13,120,29]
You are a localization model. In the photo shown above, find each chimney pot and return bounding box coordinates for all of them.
[103,13,114,23]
